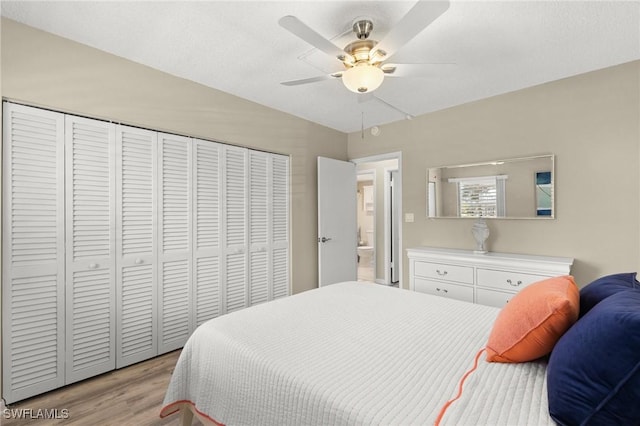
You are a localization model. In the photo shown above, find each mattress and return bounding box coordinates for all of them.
[161,281,552,425]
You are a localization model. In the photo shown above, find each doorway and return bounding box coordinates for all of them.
[387,168,400,285]
[353,152,402,287]
[356,171,376,282]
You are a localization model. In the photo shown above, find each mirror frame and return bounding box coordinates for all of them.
[426,154,555,219]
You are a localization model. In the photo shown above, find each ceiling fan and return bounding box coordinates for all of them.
[278,0,450,94]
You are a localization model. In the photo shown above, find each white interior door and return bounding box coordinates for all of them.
[192,139,223,328]
[223,145,248,312]
[116,125,158,368]
[2,103,66,403]
[270,154,290,299]
[65,115,116,384]
[158,133,193,354]
[317,157,357,286]
[248,150,269,306]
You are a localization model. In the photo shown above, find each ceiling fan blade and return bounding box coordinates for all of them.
[357,91,413,119]
[381,62,456,78]
[280,73,341,86]
[279,16,354,63]
[371,0,450,62]
[371,95,415,119]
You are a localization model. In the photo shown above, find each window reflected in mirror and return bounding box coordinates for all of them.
[427,155,554,219]
[535,171,552,216]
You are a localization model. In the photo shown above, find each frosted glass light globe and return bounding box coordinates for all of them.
[342,64,384,93]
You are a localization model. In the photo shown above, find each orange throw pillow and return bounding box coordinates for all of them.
[486,275,579,363]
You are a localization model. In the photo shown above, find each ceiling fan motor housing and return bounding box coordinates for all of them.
[353,19,373,40]
[344,40,377,63]
[344,19,386,65]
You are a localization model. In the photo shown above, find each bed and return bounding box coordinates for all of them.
[160,281,553,425]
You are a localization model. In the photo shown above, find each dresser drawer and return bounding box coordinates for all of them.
[414,261,474,284]
[476,288,515,308]
[477,268,550,292]
[414,278,474,303]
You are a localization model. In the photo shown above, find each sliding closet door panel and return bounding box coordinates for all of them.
[160,134,191,254]
[271,154,291,299]
[272,247,289,299]
[248,151,269,306]
[193,140,222,327]
[120,263,155,360]
[116,126,158,368]
[223,146,248,313]
[194,257,220,325]
[194,141,222,251]
[2,103,65,403]
[225,252,246,313]
[158,133,192,353]
[249,250,268,305]
[64,115,116,384]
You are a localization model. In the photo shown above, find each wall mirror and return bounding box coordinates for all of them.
[427,154,554,219]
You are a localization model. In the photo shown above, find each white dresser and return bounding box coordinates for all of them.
[407,247,573,308]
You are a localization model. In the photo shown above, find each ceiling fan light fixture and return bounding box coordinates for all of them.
[342,63,384,93]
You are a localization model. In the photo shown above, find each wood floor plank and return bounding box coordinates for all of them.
[2,350,202,425]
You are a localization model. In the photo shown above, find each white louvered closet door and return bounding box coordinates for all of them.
[158,133,192,353]
[2,103,66,403]
[271,154,291,299]
[64,116,116,384]
[223,146,248,313]
[115,125,158,367]
[192,139,222,328]
[248,151,269,306]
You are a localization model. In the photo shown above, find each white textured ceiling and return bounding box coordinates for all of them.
[2,1,639,133]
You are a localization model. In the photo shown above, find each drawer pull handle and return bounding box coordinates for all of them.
[436,288,449,293]
[436,270,448,277]
[135,258,144,265]
[507,279,523,286]
[89,263,99,269]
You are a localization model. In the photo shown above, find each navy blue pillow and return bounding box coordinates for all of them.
[579,272,640,317]
[547,290,640,426]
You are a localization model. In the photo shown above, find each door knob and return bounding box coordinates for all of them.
[318,237,332,243]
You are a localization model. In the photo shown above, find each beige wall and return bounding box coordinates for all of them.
[1,18,348,298]
[349,60,640,289]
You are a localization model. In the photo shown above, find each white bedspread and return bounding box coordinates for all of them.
[161,281,552,425]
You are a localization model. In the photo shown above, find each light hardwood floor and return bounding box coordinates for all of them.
[2,350,200,426]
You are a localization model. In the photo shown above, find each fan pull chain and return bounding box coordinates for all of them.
[361,112,364,139]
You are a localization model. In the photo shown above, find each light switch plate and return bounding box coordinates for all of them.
[405,213,414,223]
